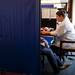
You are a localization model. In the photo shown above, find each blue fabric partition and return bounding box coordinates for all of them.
[0,0,40,75]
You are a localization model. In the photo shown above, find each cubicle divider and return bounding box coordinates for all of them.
[0,0,40,75]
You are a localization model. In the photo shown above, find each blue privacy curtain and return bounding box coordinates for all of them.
[0,0,40,75]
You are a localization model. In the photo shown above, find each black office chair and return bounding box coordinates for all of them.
[60,40,75,61]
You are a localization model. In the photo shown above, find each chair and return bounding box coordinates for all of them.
[60,40,75,61]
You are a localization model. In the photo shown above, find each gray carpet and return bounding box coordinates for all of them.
[41,56,75,75]
[57,57,75,75]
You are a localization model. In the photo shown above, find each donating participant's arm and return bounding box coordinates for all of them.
[41,24,64,36]
[40,30,56,36]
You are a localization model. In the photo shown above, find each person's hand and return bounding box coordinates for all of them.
[40,30,49,35]
[40,28,44,31]
[49,28,54,31]
[44,27,49,31]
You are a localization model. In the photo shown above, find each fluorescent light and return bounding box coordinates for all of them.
[54,4,66,8]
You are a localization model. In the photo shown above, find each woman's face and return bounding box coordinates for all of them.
[56,15,64,22]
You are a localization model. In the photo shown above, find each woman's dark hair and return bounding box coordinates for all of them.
[56,10,65,17]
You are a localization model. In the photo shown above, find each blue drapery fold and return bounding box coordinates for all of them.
[0,0,40,75]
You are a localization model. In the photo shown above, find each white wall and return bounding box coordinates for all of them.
[72,0,75,26]
[42,8,57,18]
[41,0,68,4]
[42,8,50,18]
